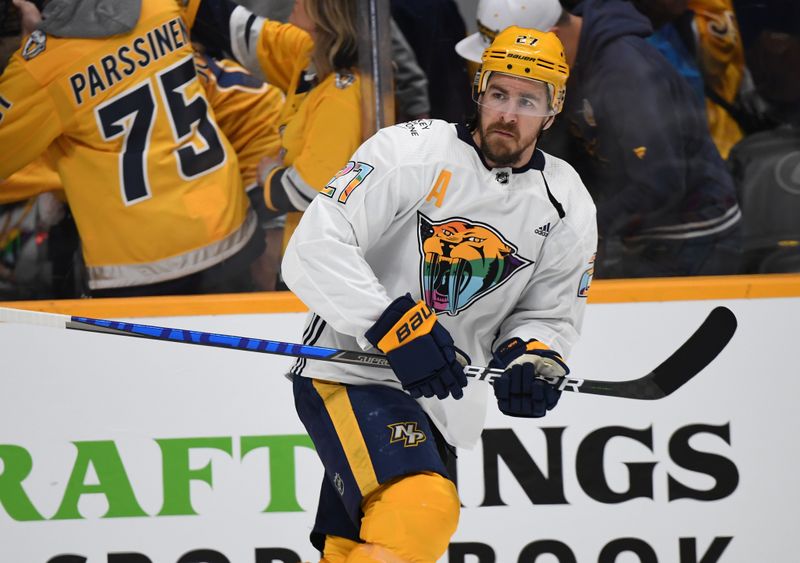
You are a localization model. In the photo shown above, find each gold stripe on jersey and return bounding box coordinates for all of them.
[88,211,258,290]
[312,379,380,497]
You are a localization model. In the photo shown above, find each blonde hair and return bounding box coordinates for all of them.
[305,0,358,79]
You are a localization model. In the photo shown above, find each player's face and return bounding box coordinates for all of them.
[476,74,553,168]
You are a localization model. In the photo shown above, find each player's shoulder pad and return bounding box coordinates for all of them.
[391,118,444,140]
[2,30,60,81]
[375,119,452,154]
[358,119,453,168]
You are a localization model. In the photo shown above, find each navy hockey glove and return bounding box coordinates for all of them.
[365,294,469,400]
[489,338,568,418]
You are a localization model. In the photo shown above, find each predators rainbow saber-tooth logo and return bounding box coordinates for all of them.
[418,212,532,316]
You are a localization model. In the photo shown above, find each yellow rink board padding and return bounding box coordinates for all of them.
[1,274,798,319]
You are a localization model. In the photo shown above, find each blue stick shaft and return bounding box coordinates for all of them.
[67,315,392,368]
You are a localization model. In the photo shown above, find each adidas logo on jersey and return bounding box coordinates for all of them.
[534,223,551,237]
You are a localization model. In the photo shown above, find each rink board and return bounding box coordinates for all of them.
[0,284,798,562]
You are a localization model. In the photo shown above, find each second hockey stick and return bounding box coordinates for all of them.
[0,306,737,400]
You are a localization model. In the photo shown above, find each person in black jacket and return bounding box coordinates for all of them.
[728,0,800,274]
[391,0,472,123]
[538,0,742,278]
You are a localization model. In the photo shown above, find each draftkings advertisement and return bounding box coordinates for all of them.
[1,297,797,562]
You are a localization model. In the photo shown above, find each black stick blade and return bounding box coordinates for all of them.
[577,306,737,399]
[648,306,737,397]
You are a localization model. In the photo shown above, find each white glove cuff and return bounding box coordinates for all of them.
[506,353,568,377]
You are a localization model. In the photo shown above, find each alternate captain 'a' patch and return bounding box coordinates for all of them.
[418,212,532,316]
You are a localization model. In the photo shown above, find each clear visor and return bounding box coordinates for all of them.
[474,76,556,117]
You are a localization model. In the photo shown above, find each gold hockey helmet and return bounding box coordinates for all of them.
[474,26,569,116]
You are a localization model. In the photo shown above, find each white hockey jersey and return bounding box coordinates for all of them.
[282,119,598,448]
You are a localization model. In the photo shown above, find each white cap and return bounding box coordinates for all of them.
[455,0,563,63]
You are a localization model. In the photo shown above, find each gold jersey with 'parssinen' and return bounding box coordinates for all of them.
[0,0,255,290]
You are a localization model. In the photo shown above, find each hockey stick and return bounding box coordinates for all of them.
[0,306,736,400]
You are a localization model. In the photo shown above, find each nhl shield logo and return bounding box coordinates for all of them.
[333,472,345,495]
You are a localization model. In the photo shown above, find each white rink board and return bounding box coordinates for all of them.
[0,297,798,563]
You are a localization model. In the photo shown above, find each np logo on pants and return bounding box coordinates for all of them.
[388,422,427,447]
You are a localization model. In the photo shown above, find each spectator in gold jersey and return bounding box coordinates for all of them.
[192,0,364,256]
[0,0,271,297]
[0,2,310,296]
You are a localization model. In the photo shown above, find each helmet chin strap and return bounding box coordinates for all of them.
[532,116,555,155]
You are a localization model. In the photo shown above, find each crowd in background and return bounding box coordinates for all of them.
[0,0,797,301]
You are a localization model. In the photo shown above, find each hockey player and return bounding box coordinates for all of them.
[281,27,597,562]
[192,0,363,252]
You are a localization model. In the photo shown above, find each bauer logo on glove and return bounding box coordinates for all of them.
[365,294,469,400]
[382,302,436,349]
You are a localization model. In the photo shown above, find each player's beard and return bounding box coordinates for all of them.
[477,113,542,168]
